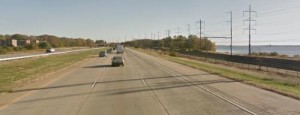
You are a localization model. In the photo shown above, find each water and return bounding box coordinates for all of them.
[217,45,300,56]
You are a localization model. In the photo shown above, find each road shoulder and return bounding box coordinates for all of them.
[0,57,96,110]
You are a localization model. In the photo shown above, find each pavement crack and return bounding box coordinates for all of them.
[75,67,106,115]
[127,51,170,115]
[131,49,258,115]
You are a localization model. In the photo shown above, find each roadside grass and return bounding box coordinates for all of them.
[0,48,105,93]
[137,48,300,100]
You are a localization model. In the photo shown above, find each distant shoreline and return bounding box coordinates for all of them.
[216,45,300,56]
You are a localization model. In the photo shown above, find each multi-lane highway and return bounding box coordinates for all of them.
[0,48,299,115]
[0,48,93,62]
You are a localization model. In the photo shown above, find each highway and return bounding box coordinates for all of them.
[0,48,94,62]
[0,48,77,58]
[0,48,300,115]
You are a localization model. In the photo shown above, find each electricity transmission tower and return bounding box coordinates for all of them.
[244,5,257,55]
[187,24,191,36]
[227,11,233,56]
[165,29,170,37]
[196,19,205,49]
[175,26,181,36]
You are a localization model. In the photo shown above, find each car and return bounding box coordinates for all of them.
[45,48,55,53]
[111,56,124,66]
[99,51,107,57]
[107,48,112,53]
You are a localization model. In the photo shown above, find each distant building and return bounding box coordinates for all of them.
[17,40,31,47]
[33,40,40,44]
[0,40,6,46]
[26,40,31,44]
[7,39,18,47]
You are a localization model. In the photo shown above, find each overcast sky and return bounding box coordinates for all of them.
[0,0,300,45]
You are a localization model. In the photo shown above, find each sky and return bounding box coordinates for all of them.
[0,0,300,45]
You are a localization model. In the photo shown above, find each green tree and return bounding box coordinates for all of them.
[0,35,4,40]
[86,39,95,47]
[11,34,28,40]
[39,42,51,49]
[25,44,39,50]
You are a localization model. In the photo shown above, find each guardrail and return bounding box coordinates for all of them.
[0,48,96,62]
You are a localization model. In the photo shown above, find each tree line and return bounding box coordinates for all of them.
[124,35,216,52]
[0,34,96,54]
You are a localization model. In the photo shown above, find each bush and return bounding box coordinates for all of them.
[251,52,259,56]
[251,52,279,57]
[279,54,289,58]
[25,44,39,50]
[39,42,51,49]
[13,47,19,51]
[270,52,279,56]
[169,52,176,57]
[3,46,13,51]
[259,52,270,56]
[0,48,7,54]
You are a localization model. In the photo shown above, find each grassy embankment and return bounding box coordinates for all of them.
[0,48,105,93]
[137,48,300,100]
[0,47,88,55]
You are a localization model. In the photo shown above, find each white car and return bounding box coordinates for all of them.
[46,48,55,53]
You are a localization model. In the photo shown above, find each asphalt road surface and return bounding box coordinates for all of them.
[0,48,300,115]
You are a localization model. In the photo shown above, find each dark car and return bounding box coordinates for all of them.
[99,51,107,57]
[111,56,124,66]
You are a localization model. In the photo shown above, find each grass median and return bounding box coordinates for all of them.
[136,48,300,100]
[0,48,105,93]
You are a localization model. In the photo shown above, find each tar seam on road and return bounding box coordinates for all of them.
[90,67,106,88]
[130,49,258,115]
[127,52,170,115]
[149,57,257,115]
[75,67,107,115]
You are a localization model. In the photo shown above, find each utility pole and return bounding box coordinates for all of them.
[151,33,153,40]
[175,26,181,36]
[187,24,190,36]
[124,35,127,43]
[196,19,205,50]
[227,11,233,56]
[244,5,257,55]
[165,29,170,37]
